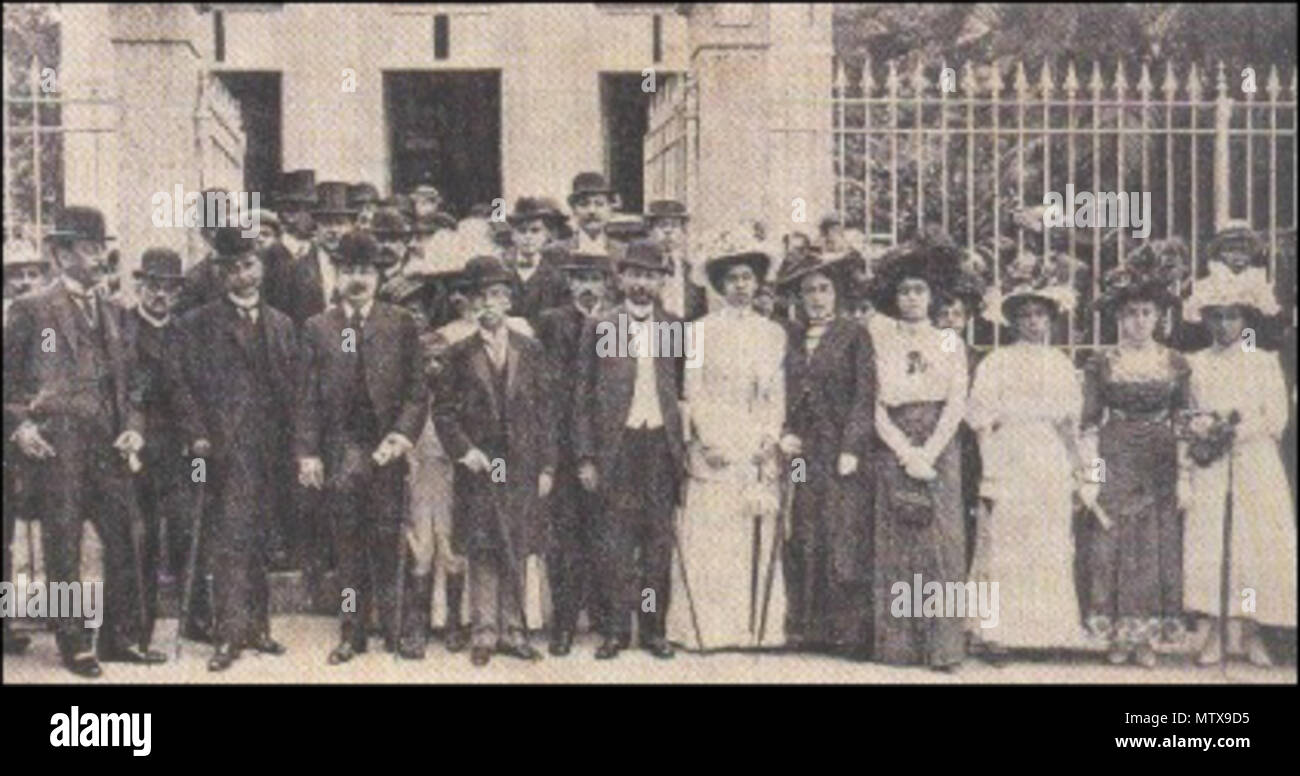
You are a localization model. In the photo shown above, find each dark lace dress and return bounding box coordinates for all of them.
[1079,346,1191,647]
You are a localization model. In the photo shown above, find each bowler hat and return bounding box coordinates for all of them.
[44,206,115,244]
[209,226,259,262]
[347,182,381,209]
[134,248,185,280]
[332,232,380,267]
[462,254,515,291]
[617,239,671,274]
[644,199,689,222]
[506,196,569,228]
[313,182,357,217]
[567,172,616,204]
[560,250,613,275]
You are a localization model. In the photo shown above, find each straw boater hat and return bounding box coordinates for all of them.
[699,226,772,295]
[1094,238,1188,313]
[866,232,967,318]
[983,250,1080,326]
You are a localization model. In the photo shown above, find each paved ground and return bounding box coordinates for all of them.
[4,616,1294,684]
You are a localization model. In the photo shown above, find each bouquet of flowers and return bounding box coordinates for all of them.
[1176,409,1241,467]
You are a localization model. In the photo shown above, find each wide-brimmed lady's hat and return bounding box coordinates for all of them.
[983,250,1081,326]
[699,227,772,294]
[1183,262,1280,322]
[773,251,862,296]
[866,231,966,318]
[1095,238,1188,312]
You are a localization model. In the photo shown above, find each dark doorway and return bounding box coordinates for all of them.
[600,73,651,213]
[384,70,501,218]
[214,71,282,198]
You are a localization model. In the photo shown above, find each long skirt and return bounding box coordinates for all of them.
[668,474,786,650]
[1081,417,1183,646]
[1184,437,1297,627]
[872,402,966,666]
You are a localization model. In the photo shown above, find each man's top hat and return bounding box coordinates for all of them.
[313,181,357,217]
[507,196,569,228]
[332,232,380,267]
[209,226,259,262]
[462,254,515,291]
[275,169,317,206]
[567,171,616,204]
[617,239,671,274]
[644,199,689,222]
[347,182,381,209]
[370,207,410,239]
[44,206,115,244]
[133,248,185,280]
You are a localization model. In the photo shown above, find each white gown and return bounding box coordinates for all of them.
[668,306,788,650]
[1183,347,1297,626]
[966,343,1090,648]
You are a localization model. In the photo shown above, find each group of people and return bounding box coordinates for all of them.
[2,164,1295,678]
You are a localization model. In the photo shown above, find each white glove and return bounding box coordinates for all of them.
[459,447,493,474]
[13,421,56,460]
[778,434,802,456]
[298,456,325,489]
[837,452,859,476]
[372,432,414,466]
[113,430,144,455]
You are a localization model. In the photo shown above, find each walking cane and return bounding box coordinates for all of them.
[392,468,410,662]
[485,478,532,636]
[122,452,152,652]
[670,477,705,651]
[757,469,794,648]
[1218,445,1234,675]
[176,475,205,659]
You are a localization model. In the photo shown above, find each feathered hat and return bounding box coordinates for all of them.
[1184,262,1280,322]
[698,225,774,294]
[984,250,1081,326]
[866,229,967,318]
[1095,238,1188,312]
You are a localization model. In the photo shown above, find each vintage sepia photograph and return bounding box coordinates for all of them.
[1,0,1296,708]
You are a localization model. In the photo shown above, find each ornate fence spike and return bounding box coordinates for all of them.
[1089,60,1105,97]
[962,60,978,94]
[833,57,847,95]
[1266,64,1282,100]
[988,61,1004,95]
[860,57,874,95]
[1114,59,1129,96]
[1064,59,1080,96]
[911,59,928,94]
[1162,60,1178,98]
[1187,62,1203,100]
[1215,60,1228,98]
[885,59,900,97]
[1137,61,1153,98]
[1040,61,1055,98]
[1014,60,1029,96]
[1290,66,1297,98]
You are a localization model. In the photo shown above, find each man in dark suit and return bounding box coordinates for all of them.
[3,206,166,677]
[168,226,299,672]
[432,255,557,667]
[645,199,707,320]
[287,181,356,326]
[534,251,612,656]
[295,232,428,663]
[120,248,213,646]
[574,240,687,660]
[501,196,572,324]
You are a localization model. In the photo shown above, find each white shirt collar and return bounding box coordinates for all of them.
[342,298,375,321]
[136,305,170,328]
[625,300,654,321]
[228,292,260,310]
[62,275,95,298]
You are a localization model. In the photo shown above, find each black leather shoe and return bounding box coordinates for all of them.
[549,630,574,657]
[327,642,359,665]
[499,642,543,662]
[64,653,102,679]
[470,646,492,666]
[594,637,623,660]
[248,634,286,655]
[208,643,238,672]
[445,627,470,653]
[100,645,168,665]
[3,631,31,655]
[644,638,675,660]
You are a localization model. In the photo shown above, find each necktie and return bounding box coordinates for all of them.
[76,294,98,329]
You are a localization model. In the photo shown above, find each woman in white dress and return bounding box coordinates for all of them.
[966,270,1090,658]
[1181,269,1295,666]
[668,232,788,651]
